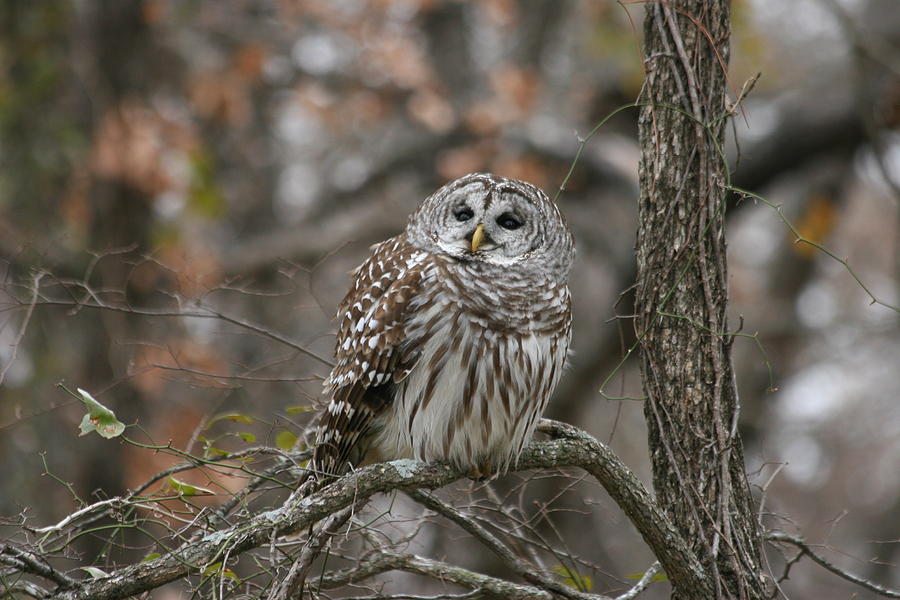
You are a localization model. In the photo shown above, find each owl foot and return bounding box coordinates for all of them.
[466,463,494,481]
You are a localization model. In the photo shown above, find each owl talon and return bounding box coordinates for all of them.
[467,463,494,481]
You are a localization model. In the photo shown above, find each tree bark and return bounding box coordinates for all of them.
[635,2,767,599]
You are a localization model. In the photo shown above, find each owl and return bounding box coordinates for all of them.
[311,172,574,482]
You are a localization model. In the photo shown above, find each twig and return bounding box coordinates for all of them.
[406,489,611,600]
[730,186,899,314]
[42,425,707,600]
[0,271,43,386]
[0,579,50,599]
[767,532,900,598]
[322,550,554,599]
[339,593,481,600]
[0,543,76,588]
[268,505,355,600]
[20,296,335,367]
[614,562,661,600]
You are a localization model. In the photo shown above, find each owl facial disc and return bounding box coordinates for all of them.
[406,172,574,276]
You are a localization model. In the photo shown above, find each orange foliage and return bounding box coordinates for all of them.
[92,101,195,195]
[233,44,269,83]
[189,71,252,126]
[793,194,837,258]
[362,33,434,89]
[436,142,495,180]
[141,0,166,25]
[160,240,224,299]
[464,66,540,134]
[407,88,457,133]
[492,66,540,115]
[188,44,268,125]
[490,153,550,191]
[480,0,519,27]
[345,90,391,127]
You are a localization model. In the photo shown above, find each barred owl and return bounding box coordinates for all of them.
[312,172,574,482]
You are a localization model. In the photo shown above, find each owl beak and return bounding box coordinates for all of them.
[470,223,486,252]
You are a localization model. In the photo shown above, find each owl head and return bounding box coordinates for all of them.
[406,173,575,280]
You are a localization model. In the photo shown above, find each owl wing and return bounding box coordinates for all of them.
[313,235,429,478]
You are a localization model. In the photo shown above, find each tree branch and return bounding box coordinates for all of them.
[323,550,555,599]
[615,562,661,600]
[268,504,356,600]
[0,579,50,599]
[536,420,708,590]
[767,532,900,599]
[406,489,611,600]
[0,544,75,589]
[33,421,703,600]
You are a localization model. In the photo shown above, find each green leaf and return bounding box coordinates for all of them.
[187,149,225,218]
[285,405,313,415]
[552,565,593,591]
[76,388,125,439]
[204,446,228,459]
[168,477,215,497]
[238,432,256,443]
[626,570,668,582]
[81,566,109,579]
[207,412,254,428]
[275,430,298,450]
[203,561,240,581]
[141,553,161,562]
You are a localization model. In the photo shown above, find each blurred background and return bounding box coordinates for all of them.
[0,1,898,598]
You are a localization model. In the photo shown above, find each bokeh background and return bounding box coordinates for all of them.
[1,1,898,598]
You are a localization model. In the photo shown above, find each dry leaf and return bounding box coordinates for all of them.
[407,88,456,133]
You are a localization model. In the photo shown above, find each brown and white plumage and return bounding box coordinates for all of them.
[312,172,574,481]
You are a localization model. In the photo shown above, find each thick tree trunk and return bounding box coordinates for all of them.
[636,2,767,599]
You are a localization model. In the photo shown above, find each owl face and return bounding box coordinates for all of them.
[407,173,574,279]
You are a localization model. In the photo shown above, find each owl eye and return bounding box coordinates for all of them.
[496,213,522,230]
[454,207,474,222]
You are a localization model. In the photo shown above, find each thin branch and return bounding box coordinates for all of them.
[0,578,50,599]
[536,419,709,593]
[730,186,900,314]
[41,423,706,600]
[0,544,75,589]
[406,489,611,600]
[767,532,900,598]
[337,593,482,600]
[268,505,355,600]
[20,296,335,367]
[28,498,126,537]
[0,271,42,386]
[322,550,554,599]
[614,562,661,600]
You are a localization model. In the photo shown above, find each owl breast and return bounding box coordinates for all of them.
[368,257,571,475]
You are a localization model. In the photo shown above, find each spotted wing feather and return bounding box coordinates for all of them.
[312,235,427,478]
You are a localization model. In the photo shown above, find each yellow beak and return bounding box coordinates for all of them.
[470,223,486,252]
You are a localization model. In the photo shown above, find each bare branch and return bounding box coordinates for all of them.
[0,543,75,588]
[17,294,335,367]
[0,271,42,386]
[536,419,705,590]
[0,578,50,599]
[33,423,703,600]
[406,489,611,600]
[268,505,356,600]
[614,562,661,600]
[767,532,900,598]
[323,550,555,599]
